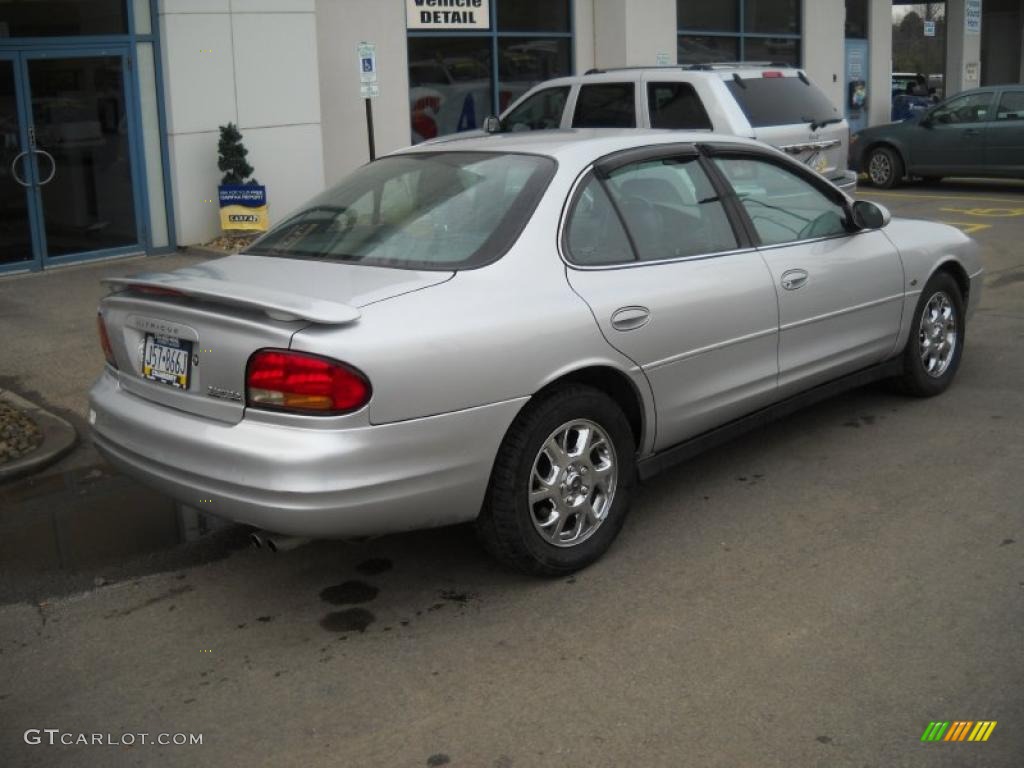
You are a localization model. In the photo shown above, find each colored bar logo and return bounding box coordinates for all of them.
[920,721,997,742]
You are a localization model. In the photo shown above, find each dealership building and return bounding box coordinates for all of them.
[0,0,1018,273]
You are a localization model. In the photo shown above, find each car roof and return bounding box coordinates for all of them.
[393,129,765,163]
[528,65,806,85]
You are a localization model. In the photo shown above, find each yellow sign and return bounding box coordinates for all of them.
[219,185,268,232]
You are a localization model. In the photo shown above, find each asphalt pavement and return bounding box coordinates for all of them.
[0,183,1022,767]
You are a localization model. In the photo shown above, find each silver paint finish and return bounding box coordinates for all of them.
[89,131,982,539]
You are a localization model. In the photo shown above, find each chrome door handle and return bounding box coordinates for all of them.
[34,149,56,185]
[10,150,30,186]
[780,269,809,290]
[610,306,650,331]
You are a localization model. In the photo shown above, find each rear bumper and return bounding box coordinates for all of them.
[89,370,526,537]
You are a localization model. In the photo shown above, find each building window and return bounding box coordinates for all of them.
[407,0,573,143]
[677,0,802,66]
[845,0,869,39]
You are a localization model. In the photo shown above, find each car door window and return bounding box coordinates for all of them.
[713,157,848,245]
[566,155,738,265]
[565,179,635,265]
[648,82,713,129]
[502,86,570,131]
[572,83,636,128]
[996,91,1024,120]
[930,92,993,124]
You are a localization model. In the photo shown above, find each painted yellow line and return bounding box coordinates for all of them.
[968,722,985,741]
[857,190,1024,204]
[981,721,997,741]
[936,221,993,235]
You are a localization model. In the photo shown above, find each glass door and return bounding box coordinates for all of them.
[0,46,142,272]
[26,49,141,264]
[0,54,38,271]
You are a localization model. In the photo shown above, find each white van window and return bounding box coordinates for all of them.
[573,83,636,128]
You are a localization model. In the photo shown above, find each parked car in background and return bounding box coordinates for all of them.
[891,71,937,121]
[851,85,1024,187]
[90,130,981,575]
[467,64,858,193]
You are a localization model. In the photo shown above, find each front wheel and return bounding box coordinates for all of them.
[867,146,904,188]
[477,385,636,576]
[894,272,965,397]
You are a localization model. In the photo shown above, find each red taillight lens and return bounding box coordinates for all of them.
[97,313,117,369]
[762,70,784,78]
[245,350,371,415]
[131,285,186,298]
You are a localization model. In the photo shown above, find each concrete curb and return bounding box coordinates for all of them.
[0,390,78,483]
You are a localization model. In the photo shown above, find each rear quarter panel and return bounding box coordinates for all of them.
[288,172,657,453]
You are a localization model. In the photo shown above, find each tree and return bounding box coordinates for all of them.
[217,123,258,186]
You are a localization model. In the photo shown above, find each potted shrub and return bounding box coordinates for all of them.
[217,123,268,236]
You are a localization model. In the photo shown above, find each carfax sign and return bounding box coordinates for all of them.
[219,185,268,232]
[406,0,489,29]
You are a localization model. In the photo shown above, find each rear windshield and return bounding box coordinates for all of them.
[726,76,839,128]
[247,152,555,270]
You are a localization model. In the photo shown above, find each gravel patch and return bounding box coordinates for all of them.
[0,401,43,464]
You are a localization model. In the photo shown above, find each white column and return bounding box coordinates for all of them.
[801,0,845,111]
[593,0,676,69]
[866,0,893,126]
[159,0,324,246]
[315,0,411,185]
[945,0,983,96]
[574,0,597,74]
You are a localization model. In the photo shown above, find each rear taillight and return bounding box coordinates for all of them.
[245,349,371,415]
[97,313,117,369]
[762,70,784,78]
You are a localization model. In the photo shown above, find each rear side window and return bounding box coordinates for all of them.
[726,76,839,128]
[565,155,738,265]
[502,87,569,131]
[997,91,1024,120]
[648,82,712,130]
[573,83,636,128]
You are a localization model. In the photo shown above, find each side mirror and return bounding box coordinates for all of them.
[851,200,890,230]
[482,115,501,134]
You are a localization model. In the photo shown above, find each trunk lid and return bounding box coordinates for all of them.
[99,255,453,423]
[754,121,849,183]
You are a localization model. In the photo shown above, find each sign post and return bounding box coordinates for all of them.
[358,42,379,161]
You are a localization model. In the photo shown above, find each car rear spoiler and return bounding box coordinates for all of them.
[102,273,361,325]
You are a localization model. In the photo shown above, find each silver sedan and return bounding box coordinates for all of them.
[89,130,983,575]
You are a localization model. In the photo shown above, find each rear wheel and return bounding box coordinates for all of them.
[894,272,965,397]
[477,385,635,576]
[867,146,904,188]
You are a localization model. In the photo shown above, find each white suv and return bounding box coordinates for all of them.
[488,64,856,194]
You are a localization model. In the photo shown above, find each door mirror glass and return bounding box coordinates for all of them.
[851,200,890,230]
[482,115,501,134]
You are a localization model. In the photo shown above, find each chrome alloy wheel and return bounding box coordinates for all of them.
[918,291,958,378]
[529,419,617,548]
[868,151,891,185]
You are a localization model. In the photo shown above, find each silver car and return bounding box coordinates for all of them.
[90,130,983,575]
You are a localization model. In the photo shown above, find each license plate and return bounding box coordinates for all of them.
[142,334,192,389]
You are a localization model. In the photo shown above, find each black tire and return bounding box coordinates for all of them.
[894,272,965,397]
[477,384,636,576]
[866,146,904,189]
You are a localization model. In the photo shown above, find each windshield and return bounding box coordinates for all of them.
[726,76,840,128]
[247,152,555,270]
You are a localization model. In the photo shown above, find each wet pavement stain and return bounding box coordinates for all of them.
[427,754,451,767]
[1000,538,1015,546]
[355,557,393,576]
[320,580,379,605]
[256,615,273,623]
[320,608,375,633]
[439,589,475,604]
